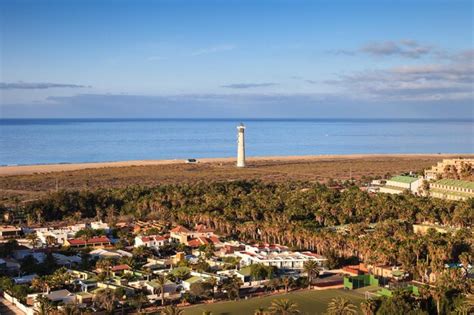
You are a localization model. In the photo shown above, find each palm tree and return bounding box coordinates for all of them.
[45,235,56,248]
[326,297,358,315]
[143,267,152,281]
[58,303,81,315]
[268,299,300,315]
[31,277,47,293]
[93,288,117,314]
[303,260,320,289]
[430,285,445,315]
[205,277,218,301]
[254,307,268,315]
[360,299,378,315]
[267,278,280,293]
[27,233,39,249]
[281,276,293,293]
[155,273,167,306]
[96,258,112,278]
[161,305,184,315]
[130,292,148,313]
[34,295,53,315]
[222,275,242,300]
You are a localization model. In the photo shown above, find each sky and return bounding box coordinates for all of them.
[0,0,473,118]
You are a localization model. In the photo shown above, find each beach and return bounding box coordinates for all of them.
[1,153,472,176]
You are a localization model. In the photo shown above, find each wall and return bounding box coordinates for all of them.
[4,292,35,315]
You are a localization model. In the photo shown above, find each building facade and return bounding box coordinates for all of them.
[379,176,422,195]
[429,179,474,201]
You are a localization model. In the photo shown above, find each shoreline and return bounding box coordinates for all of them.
[1,153,472,176]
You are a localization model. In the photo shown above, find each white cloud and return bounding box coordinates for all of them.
[189,44,235,56]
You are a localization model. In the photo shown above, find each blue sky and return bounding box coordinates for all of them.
[0,0,473,118]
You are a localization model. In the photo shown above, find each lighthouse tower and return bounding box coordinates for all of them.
[237,123,246,168]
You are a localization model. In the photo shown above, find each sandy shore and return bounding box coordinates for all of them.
[0,153,472,176]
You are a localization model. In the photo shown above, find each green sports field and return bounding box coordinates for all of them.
[183,288,365,315]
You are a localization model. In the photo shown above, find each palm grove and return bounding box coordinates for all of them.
[0,180,473,313]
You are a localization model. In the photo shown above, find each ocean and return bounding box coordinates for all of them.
[0,118,473,166]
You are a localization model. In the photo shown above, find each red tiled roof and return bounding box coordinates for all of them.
[187,237,209,247]
[194,224,214,233]
[141,235,168,242]
[209,236,221,244]
[111,264,131,272]
[67,236,111,246]
[170,225,191,233]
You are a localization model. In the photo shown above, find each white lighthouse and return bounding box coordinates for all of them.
[237,123,246,168]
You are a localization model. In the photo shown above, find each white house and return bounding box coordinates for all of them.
[379,175,422,195]
[134,235,169,249]
[235,248,326,270]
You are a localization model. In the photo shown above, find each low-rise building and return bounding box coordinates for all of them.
[134,235,169,249]
[89,248,132,259]
[0,225,22,239]
[425,158,474,180]
[379,175,422,195]
[64,236,111,248]
[429,179,474,201]
[235,247,326,270]
[170,224,219,246]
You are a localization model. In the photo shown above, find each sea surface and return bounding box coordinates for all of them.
[0,118,473,166]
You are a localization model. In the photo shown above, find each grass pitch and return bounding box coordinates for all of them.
[183,288,365,315]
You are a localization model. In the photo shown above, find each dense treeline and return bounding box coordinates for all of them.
[7,180,472,227]
[2,181,473,266]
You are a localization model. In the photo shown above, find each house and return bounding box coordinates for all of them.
[110,264,131,276]
[235,246,326,270]
[0,225,22,239]
[13,274,38,285]
[75,291,94,305]
[28,290,76,306]
[89,221,110,232]
[142,257,173,270]
[95,282,136,296]
[429,179,474,201]
[64,236,111,248]
[36,230,68,246]
[379,175,422,195]
[182,276,204,290]
[170,224,218,246]
[13,249,46,263]
[170,225,192,244]
[244,243,289,253]
[89,248,132,259]
[52,253,81,267]
[134,235,169,249]
[73,279,98,292]
[187,236,221,249]
[145,280,179,296]
[67,269,96,280]
[364,264,408,280]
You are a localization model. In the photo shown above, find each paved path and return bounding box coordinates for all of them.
[0,298,25,315]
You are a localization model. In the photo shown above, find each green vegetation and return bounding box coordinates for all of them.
[183,289,364,315]
[0,178,472,314]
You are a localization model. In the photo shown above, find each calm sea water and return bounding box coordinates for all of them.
[0,119,473,165]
